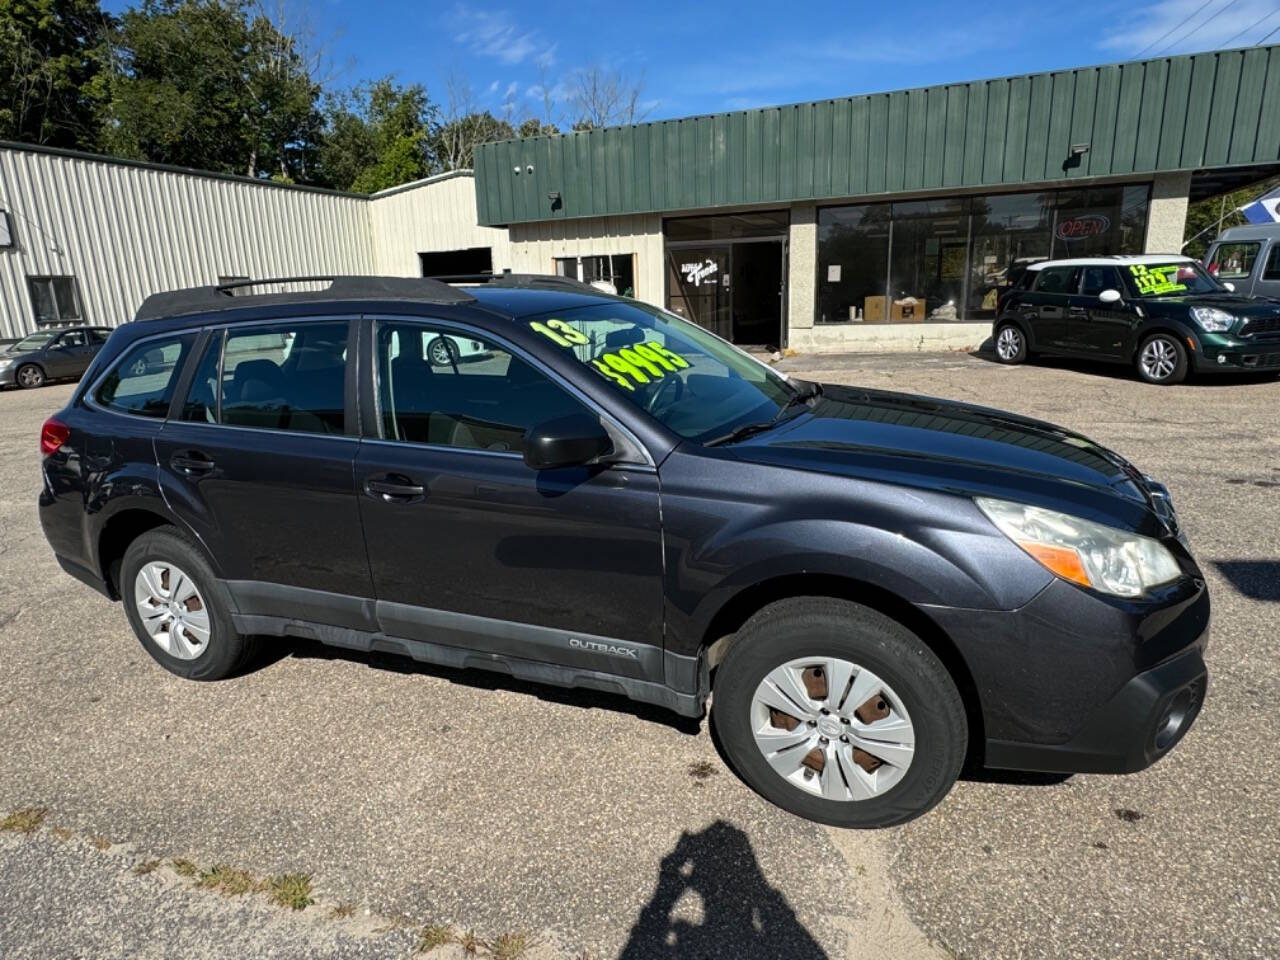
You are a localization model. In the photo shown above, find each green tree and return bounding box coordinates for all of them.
[1182,173,1280,259]
[516,117,558,138]
[316,77,436,193]
[101,0,322,181]
[0,0,114,148]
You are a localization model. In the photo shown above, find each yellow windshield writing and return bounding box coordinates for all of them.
[1129,264,1187,296]
[530,320,689,391]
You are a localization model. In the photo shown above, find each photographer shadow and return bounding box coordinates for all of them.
[618,819,828,960]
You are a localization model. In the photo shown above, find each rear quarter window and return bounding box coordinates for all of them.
[1032,266,1078,294]
[1207,242,1261,279]
[94,334,195,418]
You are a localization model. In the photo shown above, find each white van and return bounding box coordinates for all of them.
[1203,223,1280,299]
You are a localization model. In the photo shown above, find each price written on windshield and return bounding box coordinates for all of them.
[1129,264,1187,296]
[529,319,690,391]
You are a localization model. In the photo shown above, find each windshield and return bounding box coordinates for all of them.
[10,332,56,351]
[523,300,795,442]
[1121,261,1224,298]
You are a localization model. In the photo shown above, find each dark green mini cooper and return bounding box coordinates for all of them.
[993,255,1280,384]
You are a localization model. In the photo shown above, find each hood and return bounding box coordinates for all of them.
[728,384,1171,536]
[1144,293,1280,319]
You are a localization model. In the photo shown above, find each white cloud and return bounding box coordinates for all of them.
[450,7,557,67]
[486,79,499,95]
[1099,0,1280,55]
[504,81,519,100]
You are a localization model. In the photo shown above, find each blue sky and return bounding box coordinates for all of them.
[108,0,1280,123]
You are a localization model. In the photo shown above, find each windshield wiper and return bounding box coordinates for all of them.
[704,381,822,447]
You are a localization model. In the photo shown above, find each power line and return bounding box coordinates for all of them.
[1221,5,1280,47]
[1254,17,1280,43]
[1134,0,1217,57]
[1154,0,1242,56]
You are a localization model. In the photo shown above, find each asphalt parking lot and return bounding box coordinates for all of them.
[1,351,1277,960]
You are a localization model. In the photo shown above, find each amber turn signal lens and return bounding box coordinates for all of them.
[1017,541,1092,589]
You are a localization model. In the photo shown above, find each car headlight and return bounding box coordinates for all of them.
[1189,306,1235,332]
[976,497,1181,598]
[0,357,12,370]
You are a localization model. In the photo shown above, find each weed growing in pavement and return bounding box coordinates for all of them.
[490,931,535,959]
[332,902,356,919]
[133,859,162,876]
[266,873,314,910]
[197,865,259,896]
[170,858,199,878]
[0,806,48,833]
[416,924,454,953]
[89,835,112,851]
[457,929,484,955]
[687,760,717,780]
[1114,807,1145,823]
[51,827,74,842]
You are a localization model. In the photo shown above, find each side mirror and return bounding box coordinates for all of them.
[1098,288,1122,304]
[1223,281,1236,292]
[524,413,613,470]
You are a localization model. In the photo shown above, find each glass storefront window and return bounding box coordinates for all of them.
[889,198,969,323]
[815,184,1150,325]
[817,204,890,323]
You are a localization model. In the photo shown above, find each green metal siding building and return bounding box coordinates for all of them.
[474,45,1280,352]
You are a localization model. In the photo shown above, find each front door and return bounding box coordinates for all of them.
[46,329,93,377]
[731,241,785,347]
[1071,265,1133,358]
[156,319,374,617]
[1024,265,1078,350]
[666,246,731,339]
[355,317,665,677]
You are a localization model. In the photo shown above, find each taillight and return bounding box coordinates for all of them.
[40,417,70,457]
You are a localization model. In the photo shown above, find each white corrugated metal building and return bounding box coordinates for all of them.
[0,143,516,341]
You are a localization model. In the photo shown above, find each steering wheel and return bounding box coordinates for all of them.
[645,372,685,413]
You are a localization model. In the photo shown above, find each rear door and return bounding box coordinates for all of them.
[1024,266,1079,350]
[156,317,374,625]
[354,316,666,678]
[1257,242,1280,300]
[1206,240,1263,295]
[46,329,92,377]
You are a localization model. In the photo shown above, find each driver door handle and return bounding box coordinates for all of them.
[364,474,425,503]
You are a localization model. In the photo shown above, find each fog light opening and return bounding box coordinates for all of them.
[1216,354,1227,365]
[1153,689,1193,751]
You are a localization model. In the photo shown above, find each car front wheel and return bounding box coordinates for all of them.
[712,597,967,828]
[16,363,45,389]
[994,323,1028,364]
[1136,333,1188,384]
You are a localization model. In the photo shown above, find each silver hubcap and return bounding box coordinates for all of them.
[996,327,1022,360]
[133,562,211,660]
[750,657,915,802]
[19,366,40,386]
[1140,338,1178,380]
[430,342,451,364]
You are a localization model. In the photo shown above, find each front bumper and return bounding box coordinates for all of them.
[1192,333,1280,372]
[0,364,17,385]
[924,571,1210,776]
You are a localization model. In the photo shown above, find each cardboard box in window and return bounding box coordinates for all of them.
[863,295,888,323]
[891,298,927,323]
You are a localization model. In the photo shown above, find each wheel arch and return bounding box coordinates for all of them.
[994,314,1034,350]
[16,360,46,380]
[95,507,222,601]
[1131,324,1196,363]
[701,572,986,765]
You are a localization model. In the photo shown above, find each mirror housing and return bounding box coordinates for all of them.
[1098,288,1123,304]
[1223,281,1236,292]
[524,413,614,470]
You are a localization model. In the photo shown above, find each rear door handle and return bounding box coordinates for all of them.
[364,475,425,502]
[1068,306,1087,315]
[170,451,216,475]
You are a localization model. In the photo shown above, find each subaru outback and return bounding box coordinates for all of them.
[38,275,1209,827]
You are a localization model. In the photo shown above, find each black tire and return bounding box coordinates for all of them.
[993,323,1028,364]
[1135,333,1188,385]
[16,363,45,389]
[427,336,455,366]
[712,597,967,828]
[120,528,257,681]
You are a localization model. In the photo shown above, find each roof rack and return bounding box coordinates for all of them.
[134,275,475,322]
[427,271,609,295]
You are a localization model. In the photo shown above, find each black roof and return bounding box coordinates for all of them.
[134,273,617,323]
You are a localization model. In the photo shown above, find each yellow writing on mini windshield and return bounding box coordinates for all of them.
[1129,264,1187,296]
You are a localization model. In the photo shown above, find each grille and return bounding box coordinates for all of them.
[1240,315,1280,337]
[1256,353,1280,369]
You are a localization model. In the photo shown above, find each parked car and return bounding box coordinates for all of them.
[1204,222,1280,300]
[38,275,1208,827]
[993,255,1280,384]
[0,325,113,389]
[426,332,490,366]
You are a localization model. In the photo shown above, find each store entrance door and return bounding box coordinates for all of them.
[663,210,789,348]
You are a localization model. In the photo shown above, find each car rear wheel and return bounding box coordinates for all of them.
[121,528,257,680]
[994,324,1027,364]
[16,363,45,389]
[712,597,967,828]
[428,336,455,366]
[1136,333,1188,384]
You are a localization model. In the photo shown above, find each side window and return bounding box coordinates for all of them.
[1033,266,1077,294]
[376,321,589,453]
[209,321,349,434]
[1080,267,1119,297]
[88,329,110,344]
[95,334,196,418]
[1207,242,1260,279]
[1263,245,1280,282]
[57,330,88,348]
